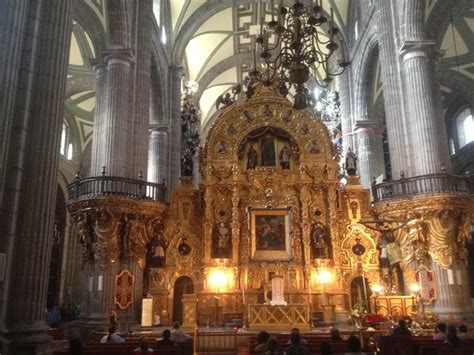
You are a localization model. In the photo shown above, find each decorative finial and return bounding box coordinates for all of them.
[101,166,106,176]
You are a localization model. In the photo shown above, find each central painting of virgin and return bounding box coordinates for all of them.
[250,208,291,260]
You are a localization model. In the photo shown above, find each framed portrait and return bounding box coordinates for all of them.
[250,207,291,261]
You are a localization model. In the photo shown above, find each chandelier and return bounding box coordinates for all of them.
[250,0,350,109]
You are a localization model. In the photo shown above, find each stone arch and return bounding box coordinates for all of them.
[72,1,106,52]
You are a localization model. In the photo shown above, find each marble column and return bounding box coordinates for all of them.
[168,66,184,190]
[399,41,451,176]
[0,1,73,353]
[431,262,472,319]
[375,0,409,179]
[354,120,385,187]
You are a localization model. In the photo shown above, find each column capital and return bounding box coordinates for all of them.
[399,40,437,61]
[89,58,106,76]
[102,49,135,69]
[149,124,169,133]
[353,120,384,135]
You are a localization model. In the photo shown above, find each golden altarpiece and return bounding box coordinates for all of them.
[68,79,473,331]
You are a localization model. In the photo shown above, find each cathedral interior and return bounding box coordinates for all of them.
[0,0,473,354]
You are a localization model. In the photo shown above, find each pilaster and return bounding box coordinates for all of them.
[169,66,184,190]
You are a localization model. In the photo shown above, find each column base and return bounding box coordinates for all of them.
[1,322,51,355]
[431,308,474,322]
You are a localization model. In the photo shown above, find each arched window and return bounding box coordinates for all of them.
[456,107,473,149]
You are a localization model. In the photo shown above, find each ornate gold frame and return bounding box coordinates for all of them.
[250,207,291,261]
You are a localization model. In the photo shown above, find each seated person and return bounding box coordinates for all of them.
[255,331,270,352]
[458,324,471,340]
[345,335,366,355]
[100,327,125,343]
[392,319,412,336]
[156,329,175,347]
[330,327,342,341]
[284,331,308,355]
[286,328,308,345]
[445,325,460,347]
[134,337,154,353]
[265,337,278,355]
[170,321,192,343]
[433,322,447,341]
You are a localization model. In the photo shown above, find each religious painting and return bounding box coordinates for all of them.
[250,208,291,261]
[115,269,134,309]
[211,221,232,259]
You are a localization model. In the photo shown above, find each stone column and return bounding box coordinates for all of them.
[375,0,409,179]
[399,41,451,176]
[93,50,134,178]
[0,1,28,199]
[431,262,472,319]
[81,261,144,329]
[148,126,169,185]
[338,71,354,154]
[90,62,107,176]
[0,1,73,353]
[129,0,152,178]
[354,120,385,187]
[169,66,184,190]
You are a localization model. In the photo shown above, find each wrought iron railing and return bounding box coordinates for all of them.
[372,173,474,203]
[68,175,166,202]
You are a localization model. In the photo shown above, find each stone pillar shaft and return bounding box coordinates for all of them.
[129,0,152,177]
[95,51,133,177]
[338,72,354,153]
[376,0,408,179]
[81,262,143,327]
[400,43,451,176]
[431,263,472,318]
[90,63,107,175]
[148,128,169,184]
[169,67,184,190]
[0,1,73,353]
[355,122,385,187]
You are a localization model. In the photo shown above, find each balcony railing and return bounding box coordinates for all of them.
[372,173,474,203]
[68,175,166,203]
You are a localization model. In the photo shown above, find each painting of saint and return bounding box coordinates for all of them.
[211,222,232,259]
[261,136,276,166]
[255,215,286,251]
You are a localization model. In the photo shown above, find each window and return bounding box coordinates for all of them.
[456,107,473,149]
[60,122,68,156]
[354,21,359,41]
[60,121,73,160]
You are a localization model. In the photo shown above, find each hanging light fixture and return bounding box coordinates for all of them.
[250,0,350,109]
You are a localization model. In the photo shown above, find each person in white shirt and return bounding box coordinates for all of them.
[170,321,192,343]
[100,327,125,343]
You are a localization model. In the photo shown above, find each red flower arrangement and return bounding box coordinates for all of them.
[365,314,388,324]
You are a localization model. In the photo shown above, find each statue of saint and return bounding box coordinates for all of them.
[279,145,291,170]
[311,222,330,259]
[345,148,357,175]
[212,222,231,259]
[247,145,258,170]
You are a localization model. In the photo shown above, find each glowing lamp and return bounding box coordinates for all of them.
[209,269,228,291]
[371,284,384,294]
[316,270,332,285]
[410,283,420,294]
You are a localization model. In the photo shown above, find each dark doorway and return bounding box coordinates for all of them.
[172,276,194,324]
[350,276,372,313]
